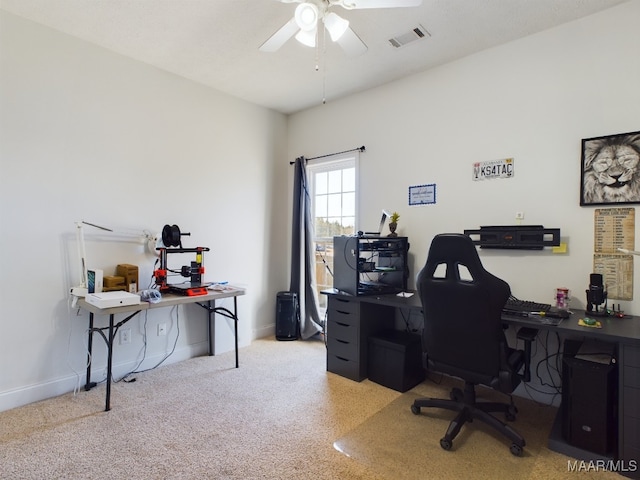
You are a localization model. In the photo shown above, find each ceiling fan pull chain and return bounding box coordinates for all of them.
[315,31,320,71]
[322,26,327,104]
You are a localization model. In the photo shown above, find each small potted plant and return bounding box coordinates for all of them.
[388,212,400,237]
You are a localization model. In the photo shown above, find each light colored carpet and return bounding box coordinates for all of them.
[0,337,621,479]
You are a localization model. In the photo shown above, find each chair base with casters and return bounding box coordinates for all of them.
[411,380,525,456]
[411,233,541,457]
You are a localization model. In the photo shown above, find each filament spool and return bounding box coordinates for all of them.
[162,224,182,247]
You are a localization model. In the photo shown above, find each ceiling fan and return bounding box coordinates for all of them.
[259,0,423,57]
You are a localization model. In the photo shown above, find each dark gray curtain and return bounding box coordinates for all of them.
[290,157,322,339]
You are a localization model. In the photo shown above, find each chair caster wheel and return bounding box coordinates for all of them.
[440,438,452,450]
[411,405,420,415]
[506,404,518,421]
[450,388,463,402]
[510,443,523,456]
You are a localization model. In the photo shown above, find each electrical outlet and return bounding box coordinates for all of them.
[119,328,131,345]
[157,323,167,336]
[515,211,525,220]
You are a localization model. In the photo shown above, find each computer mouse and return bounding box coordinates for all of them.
[583,317,596,326]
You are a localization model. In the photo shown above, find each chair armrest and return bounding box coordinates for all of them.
[516,327,538,382]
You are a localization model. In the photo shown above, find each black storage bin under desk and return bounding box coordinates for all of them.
[368,330,425,392]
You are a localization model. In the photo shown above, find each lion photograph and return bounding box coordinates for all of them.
[581,131,640,205]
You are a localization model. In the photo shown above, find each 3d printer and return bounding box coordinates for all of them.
[153,224,211,296]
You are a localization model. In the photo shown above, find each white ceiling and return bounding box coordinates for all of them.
[0,0,628,114]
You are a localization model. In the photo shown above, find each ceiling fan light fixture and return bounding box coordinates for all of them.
[295,26,317,47]
[324,12,349,42]
[295,3,319,31]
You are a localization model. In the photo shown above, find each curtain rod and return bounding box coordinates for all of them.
[289,145,365,164]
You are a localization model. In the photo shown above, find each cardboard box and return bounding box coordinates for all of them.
[104,275,125,288]
[116,264,138,292]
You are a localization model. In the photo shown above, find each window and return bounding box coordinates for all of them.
[307,152,359,310]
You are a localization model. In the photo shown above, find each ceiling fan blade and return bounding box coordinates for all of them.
[333,0,421,9]
[336,26,367,57]
[259,17,300,52]
[295,24,318,47]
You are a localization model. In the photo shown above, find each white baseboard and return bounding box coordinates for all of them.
[0,342,209,413]
[1,328,275,413]
[253,323,275,340]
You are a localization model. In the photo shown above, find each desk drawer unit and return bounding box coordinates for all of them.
[329,311,360,342]
[326,295,393,382]
[621,344,640,479]
[327,296,362,381]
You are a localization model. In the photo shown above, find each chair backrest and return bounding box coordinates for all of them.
[417,234,510,385]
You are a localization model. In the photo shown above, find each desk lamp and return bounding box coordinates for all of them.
[70,221,159,305]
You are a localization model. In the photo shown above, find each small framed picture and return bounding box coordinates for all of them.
[409,184,436,206]
[580,130,640,206]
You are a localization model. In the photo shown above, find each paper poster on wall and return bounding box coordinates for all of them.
[593,208,635,300]
[593,253,633,300]
[409,184,436,206]
[472,158,514,181]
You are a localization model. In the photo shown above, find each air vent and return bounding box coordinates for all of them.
[388,24,430,48]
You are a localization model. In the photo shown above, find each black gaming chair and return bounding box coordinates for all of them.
[410,234,536,456]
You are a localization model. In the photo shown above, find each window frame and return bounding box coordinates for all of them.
[307,151,360,243]
[306,151,359,309]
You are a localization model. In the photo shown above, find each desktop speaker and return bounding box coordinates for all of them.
[275,291,299,341]
[562,340,618,455]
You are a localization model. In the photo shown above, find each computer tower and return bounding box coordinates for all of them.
[275,291,299,341]
[562,340,618,455]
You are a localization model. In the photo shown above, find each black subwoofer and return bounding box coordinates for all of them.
[276,291,299,341]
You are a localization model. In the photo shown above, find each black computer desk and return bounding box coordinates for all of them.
[322,289,640,471]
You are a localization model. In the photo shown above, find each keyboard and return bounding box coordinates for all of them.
[502,297,570,325]
[503,298,552,314]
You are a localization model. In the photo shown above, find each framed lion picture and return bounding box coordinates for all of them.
[580,130,640,206]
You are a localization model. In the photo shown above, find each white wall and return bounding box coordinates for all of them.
[0,11,290,411]
[288,1,640,310]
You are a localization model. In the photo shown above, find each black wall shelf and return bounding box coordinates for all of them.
[464,225,561,250]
